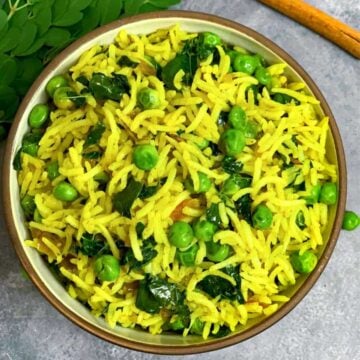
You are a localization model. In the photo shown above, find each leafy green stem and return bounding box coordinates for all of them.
[6,0,32,20]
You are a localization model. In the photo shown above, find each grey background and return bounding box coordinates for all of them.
[1,0,359,359]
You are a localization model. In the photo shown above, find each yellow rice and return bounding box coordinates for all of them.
[18,25,337,339]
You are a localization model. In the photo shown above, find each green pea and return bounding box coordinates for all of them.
[206,241,231,262]
[20,194,36,219]
[53,181,79,202]
[290,251,318,274]
[94,255,120,282]
[305,184,321,205]
[255,67,272,87]
[28,104,50,129]
[193,220,217,242]
[133,144,159,171]
[176,243,199,266]
[201,32,221,48]
[169,221,194,248]
[190,318,204,335]
[137,87,161,109]
[233,54,258,75]
[342,210,360,231]
[244,120,259,139]
[253,54,266,68]
[319,182,337,205]
[219,129,246,156]
[226,50,241,64]
[252,204,273,230]
[46,75,68,97]
[53,87,75,110]
[184,172,212,193]
[228,105,247,130]
[296,210,306,230]
[46,161,60,181]
[195,138,209,150]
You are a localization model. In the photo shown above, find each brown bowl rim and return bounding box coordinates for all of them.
[3,10,347,355]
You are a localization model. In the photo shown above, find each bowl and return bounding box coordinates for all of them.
[3,10,347,354]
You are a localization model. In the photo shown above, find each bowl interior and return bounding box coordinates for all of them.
[4,13,345,353]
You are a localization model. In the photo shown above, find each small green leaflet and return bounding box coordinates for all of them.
[0,9,8,32]
[0,55,17,86]
[44,28,71,47]
[12,21,38,56]
[99,0,124,26]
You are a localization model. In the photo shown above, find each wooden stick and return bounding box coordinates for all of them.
[257,0,360,59]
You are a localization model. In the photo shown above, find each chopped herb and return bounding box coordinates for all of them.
[118,56,139,68]
[76,76,89,87]
[79,232,110,256]
[136,274,188,317]
[206,203,221,228]
[13,149,22,171]
[88,73,130,101]
[217,111,229,126]
[234,193,252,225]
[135,222,145,238]
[113,177,143,218]
[139,185,159,199]
[222,156,243,175]
[197,265,244,303]
[122,237,157,270]
[84,122,106,148]
[82,151,102,159]
[208,141,221,156]
[66,90,86,108]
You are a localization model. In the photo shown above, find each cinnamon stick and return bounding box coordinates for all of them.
[257,0,360,59]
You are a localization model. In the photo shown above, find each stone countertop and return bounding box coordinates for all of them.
[0,1,359,359]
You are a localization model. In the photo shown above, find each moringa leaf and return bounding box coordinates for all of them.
[0,9,8,33]
[44,28,71,47]
[32,0,53,36]
[19,38,45,57]
[77,3,101,36]
[122,237,157,270]
[79,232,111,256]
[88,73,130,101]
[0,27,22,53]
[53,11,83,27]
[12,21,38,56]
[71,0,93,11]
[148,0,181,8]
[124,0,144,16]
[84,122,106,147]
[99,0,124,26]
[0,55,17,86]
[51,0,71,24]
[113,177,143,218]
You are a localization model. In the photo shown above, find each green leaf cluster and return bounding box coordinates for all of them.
[0,0,182,139]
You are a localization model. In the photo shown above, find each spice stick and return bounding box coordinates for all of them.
[257,0,360,59]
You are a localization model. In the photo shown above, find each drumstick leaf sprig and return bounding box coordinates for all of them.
[0,0,182,140]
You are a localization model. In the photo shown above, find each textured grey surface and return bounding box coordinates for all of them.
[0,0,359,359]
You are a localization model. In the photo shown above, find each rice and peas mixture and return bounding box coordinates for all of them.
[16,25,338,338]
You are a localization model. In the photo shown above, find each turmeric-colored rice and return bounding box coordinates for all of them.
[17,25,337,339]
